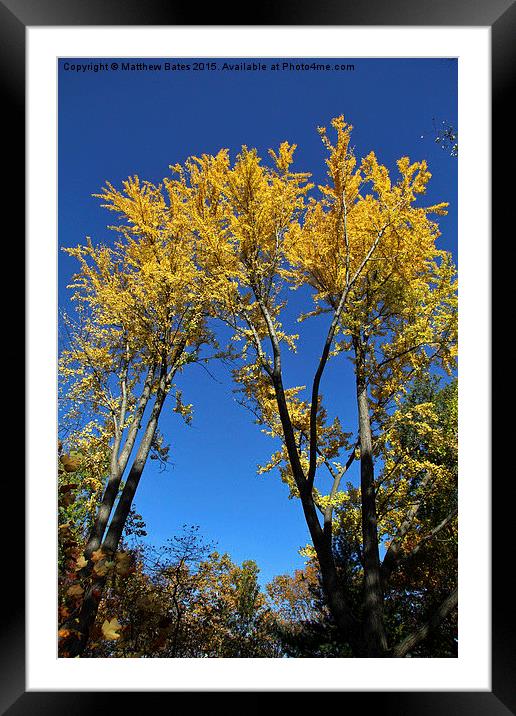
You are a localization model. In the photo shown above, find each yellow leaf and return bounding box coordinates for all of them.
[115,551,132,575]
[102,617,122,641]
[93,559,115,577]
[75,555,88,571]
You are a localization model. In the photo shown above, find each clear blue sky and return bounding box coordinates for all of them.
[58,57,457,585]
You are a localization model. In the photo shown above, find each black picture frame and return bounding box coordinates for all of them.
[8,0,505,711]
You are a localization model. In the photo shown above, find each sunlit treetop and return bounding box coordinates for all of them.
[284,115,449,305]
[59,174,215,455]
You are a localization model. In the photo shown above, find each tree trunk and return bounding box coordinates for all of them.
[83,365,156,558]
[269,370,359,651]
[103,384,165,555]
[354,338,388,657]
[310,521,359,653]
[66,377,168,657]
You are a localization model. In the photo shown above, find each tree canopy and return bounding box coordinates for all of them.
[58,115,458,658]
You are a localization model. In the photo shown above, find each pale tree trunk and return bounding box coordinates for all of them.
[354,336,388,657]
[84,364,156,558]
[66,370,169,657]
[103,376,167,555]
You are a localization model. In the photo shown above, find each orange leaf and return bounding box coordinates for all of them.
[67,584,84,597]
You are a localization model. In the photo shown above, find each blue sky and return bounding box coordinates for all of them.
[58,57,457,585]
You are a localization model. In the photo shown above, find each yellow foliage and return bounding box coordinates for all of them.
[59,115,457,578]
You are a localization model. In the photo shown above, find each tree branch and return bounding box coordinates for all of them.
[251,292,307,485]
[397,508,457,568]
[380,471,433,583]
[391,587,458,657]
[307,224,386,490]
[323,446,357,538]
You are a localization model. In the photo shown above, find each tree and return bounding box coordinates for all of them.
[70,528,280,658]
[170,116,458,656]
[378,376,458,657]
[184,553,279,657]
[282,117,457,655]
[59,116,458,658]
[266,376,457,658]
[57,441,147,656]
[59,175,212,655]
[266,562,343,657]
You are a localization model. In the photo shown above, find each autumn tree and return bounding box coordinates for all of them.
[59,176,212,656]
[59,115,458,658]
[282,118,457,655]
[57,440,147,654]
[274,375,458,657]
[266,562,344,657]
[76,528,280,658]
[182,553,279,657]
[170,117,458,657]
[378,376,458,656]
[79,527,212,657]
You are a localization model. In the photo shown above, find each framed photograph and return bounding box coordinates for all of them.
[10,0,507,711]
